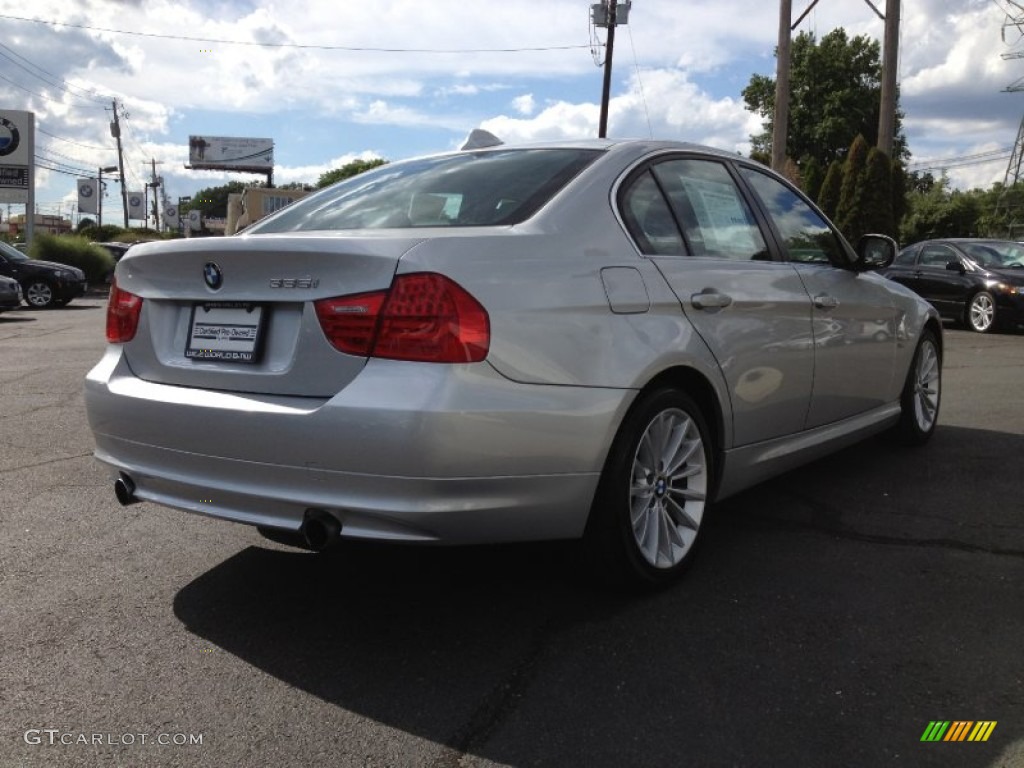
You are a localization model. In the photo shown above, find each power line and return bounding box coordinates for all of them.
[908,147,1015,171]
[0,13,591,53]
[0,41,110,104]
[36,127,110,151]
[0,70,105,110]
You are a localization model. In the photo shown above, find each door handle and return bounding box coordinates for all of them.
[691,291,733,310]
[813,294,840,309]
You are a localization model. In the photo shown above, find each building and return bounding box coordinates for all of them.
[7,213,73,237]
[226,187,310,235]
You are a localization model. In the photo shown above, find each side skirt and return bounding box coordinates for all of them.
[715,402,902,501]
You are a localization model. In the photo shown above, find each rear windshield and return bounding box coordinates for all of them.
[248,148,602,232]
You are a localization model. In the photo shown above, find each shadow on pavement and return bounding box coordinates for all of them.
[173,425,1023,767]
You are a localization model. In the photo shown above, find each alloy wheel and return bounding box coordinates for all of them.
[629,408,708,569]
[968,292,995,332]
[912,339,941,433]
[25,281,53,308]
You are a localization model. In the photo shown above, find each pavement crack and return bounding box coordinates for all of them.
[736,508,1024,559]
[430,613,557,768]
[0,452,93,475]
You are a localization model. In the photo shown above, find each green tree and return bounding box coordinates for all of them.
[742,29,907,169]
[317,158,388,189]
[899,177,985,242]
[862,147,896,238]
[800,156,824,203]
[891,163,908,236]
[818,160,844,220]
[836,135,870,242]
[182,180,251,219]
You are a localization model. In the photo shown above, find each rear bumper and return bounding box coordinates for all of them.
[85,349,633,544]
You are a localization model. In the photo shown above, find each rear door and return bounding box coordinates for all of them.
[618,155,815,447]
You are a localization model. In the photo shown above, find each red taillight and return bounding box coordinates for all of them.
[314,290,387,356]
[314,273,490,363]
[106,280,143,343]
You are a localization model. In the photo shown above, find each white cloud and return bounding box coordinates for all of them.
[6,0,1024,219]
[511,93,535,116]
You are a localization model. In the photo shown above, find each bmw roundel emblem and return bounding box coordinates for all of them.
[203,262,223,290]
[0,117,20,157]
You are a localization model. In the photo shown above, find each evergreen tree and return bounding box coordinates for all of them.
[800,156,824,204]
[863,148,896,238]
[836,135,870,243]
[818,160,844,220]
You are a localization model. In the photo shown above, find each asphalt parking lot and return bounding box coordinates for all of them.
[1,298,1022,768]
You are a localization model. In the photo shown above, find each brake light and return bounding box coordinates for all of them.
[314,290,387,356]
[106,280,143,343]
[315,273,490,363]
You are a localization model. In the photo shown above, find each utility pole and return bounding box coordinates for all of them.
[772,0,793,172]
[97,165,118,228]
[876,0,901,157]
[593,2,631,139]
[598,1,617,139]
[110,100,129,228]
[148,159,163,231]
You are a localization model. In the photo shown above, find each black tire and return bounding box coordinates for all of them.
[584,387,713,588]
[892,329,941,445]
[966,291,996,333]
[22,280,56,309]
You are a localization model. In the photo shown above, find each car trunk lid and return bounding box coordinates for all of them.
[115,234,424,397]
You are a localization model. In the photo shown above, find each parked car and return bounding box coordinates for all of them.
[85,138,942,586]
[0,274,21,312]
[882,238,1024,332]
[93,242,135,284]
[0,240,87,308]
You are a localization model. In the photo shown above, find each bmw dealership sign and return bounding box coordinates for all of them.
[0,110,33,205]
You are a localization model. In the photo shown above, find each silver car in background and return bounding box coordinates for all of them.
[85,139,942,586]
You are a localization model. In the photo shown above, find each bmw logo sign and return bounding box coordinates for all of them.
[0,117,20,157]
[130,196,142,207]
[80,184,94,198]
[203,262,223,290]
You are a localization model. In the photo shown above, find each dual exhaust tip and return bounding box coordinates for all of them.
[113,474,341,552]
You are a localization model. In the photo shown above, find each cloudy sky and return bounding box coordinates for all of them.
[1,0,1022,226]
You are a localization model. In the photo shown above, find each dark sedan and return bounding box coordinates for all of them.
[882,239,1024,332]
[0,240,88,308]
[0,275,21,312]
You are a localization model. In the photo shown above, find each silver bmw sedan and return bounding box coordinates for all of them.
[85,138,942,586]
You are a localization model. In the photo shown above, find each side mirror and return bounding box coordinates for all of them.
[855,234,897,271]
[945,260,966,274]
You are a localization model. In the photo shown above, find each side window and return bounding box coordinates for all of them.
[893,247,917,266]
[740,167,846,265]
[919,245,955,268]
[620,171,685,256]
[651,159,768,260]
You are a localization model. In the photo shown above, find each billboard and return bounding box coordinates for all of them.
[0,110,33,204]
[187,136,273,172]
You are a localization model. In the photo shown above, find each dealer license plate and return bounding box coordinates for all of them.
[186,302,265,363]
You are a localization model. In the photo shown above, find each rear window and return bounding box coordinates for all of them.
[249,148,602,232]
